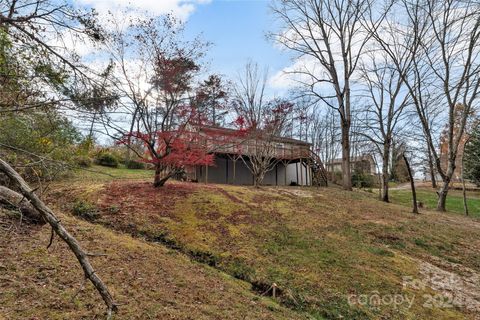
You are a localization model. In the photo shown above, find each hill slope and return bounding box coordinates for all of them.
[0,209,302,319]
[2,167,480,319]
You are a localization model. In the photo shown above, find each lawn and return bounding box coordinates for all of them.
[0,205,300,319]
[388,187,480,217]
[70,165,153,182]
[43,166,480,320]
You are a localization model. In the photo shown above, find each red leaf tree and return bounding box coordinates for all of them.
[118,105,216,187]
[95,15,221,187]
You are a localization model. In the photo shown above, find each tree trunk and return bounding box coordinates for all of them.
[0,159,117,316]
[381,170,389,202]
[0,186,45,224]
[403,154,418,214]
[153,164,177,188]
[461,148,469,216]
[253,171,263,188]
[436,145,454,212]
[381,143,390,202]
[125,107,139,162]
[462,168,469,216]
[154,176,169,188]
[427,146,437,188]
[341,123,352,191]
[436,180,450,212]
[153,164,168,188]
[88,111,97,139]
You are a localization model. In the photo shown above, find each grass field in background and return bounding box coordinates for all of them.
[388,187,480,217]
[71,165,153,182]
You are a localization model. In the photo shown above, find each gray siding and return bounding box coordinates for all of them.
[196,157,311,186]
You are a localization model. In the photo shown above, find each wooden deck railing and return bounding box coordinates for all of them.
[206,139,311,160]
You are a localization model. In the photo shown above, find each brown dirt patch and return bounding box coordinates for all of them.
[230,210,257,225]
[97,181,199,220]
[277,188,314,198]
[215,188,245,204]
[251,194,278,206]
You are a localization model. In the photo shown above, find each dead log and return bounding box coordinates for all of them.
[0,159,117,317]
[0,186,45,224]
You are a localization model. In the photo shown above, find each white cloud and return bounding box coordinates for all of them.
[268,57,313,90]
[60,0,212,60]
[268,18,400,92]
[76,0,212,21]
[268,54,333,93]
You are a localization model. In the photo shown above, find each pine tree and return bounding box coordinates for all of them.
[464,127,480,186]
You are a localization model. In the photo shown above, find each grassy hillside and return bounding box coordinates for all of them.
[2,166,480,319]
[0,208,301,319]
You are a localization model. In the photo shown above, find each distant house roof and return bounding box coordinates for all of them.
[199,125,311,146]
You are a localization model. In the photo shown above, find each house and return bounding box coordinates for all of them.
[185,126,327,186]
[439,130,469,181]
[326,154,377,175]
[438,103,477,181]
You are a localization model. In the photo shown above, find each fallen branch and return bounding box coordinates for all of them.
[0,186,45,224]
[0,158,117,316]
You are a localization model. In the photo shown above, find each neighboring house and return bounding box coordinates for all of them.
[438,103,478,181]
[185,126,327,186]
[326,154,377,176]
[439,130,469,181]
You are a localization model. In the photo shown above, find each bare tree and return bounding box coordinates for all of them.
[411,100,443,189]
[308,108,341,176]
[357,51,410,202]
[374,0,480,211]
[233,62,294,187]
[233,62,268,130]
[271,0,387,190]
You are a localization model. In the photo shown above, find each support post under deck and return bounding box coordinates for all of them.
[300,159,304,186]
[233,158,236,184]
[205,164,208,184]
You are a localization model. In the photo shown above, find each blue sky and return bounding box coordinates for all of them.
[74,0,295,96]
[183,0,292,95]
